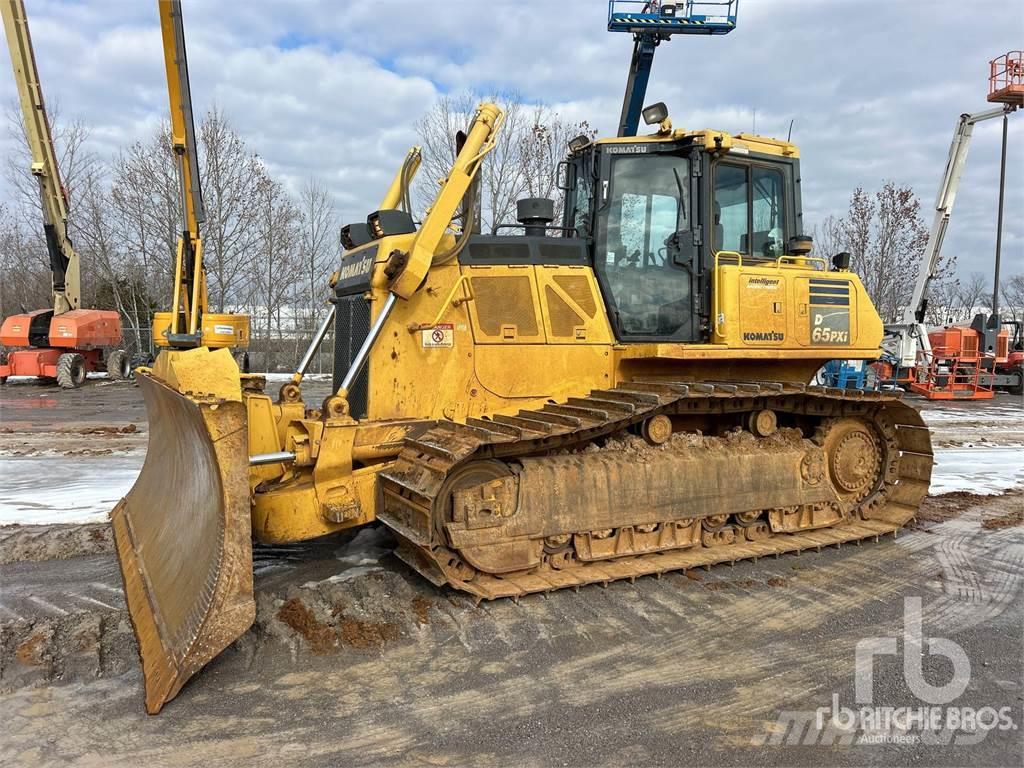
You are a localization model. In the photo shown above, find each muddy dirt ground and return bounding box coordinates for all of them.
[0,377,1022,767]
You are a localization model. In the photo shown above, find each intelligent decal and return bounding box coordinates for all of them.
[746,277,781,290]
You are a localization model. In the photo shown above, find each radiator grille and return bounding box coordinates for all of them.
[545,285,584,338]
[552,275,596,317]
[332,294,371,418]
[472,276,539,338]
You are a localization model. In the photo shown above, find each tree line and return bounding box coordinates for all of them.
[0,106,337,370]
[813,182,1021,328]
[0,92,589,371]
[2,94,1019,373]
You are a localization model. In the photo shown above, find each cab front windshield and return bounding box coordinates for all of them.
[597,152,693,339]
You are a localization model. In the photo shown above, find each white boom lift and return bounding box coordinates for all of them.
[883,104,1015,369]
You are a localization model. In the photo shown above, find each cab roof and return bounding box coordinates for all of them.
[593,128,799,158]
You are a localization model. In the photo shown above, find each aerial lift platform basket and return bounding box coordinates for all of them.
[988,51,1023,106]
[607,1,738,136]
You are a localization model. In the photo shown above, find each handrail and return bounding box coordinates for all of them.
[711,250,742,337]
[989,51,1023,98]
[775,255,827,270]
[711,249,833,340]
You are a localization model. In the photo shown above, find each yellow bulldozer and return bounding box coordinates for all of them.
[111,28,934,716]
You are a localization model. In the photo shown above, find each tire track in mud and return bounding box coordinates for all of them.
[925,517,1024,633]
[2,508,1022,767]
[0,523,114,565]
[2,493,1021,736]
[0,555,136,694]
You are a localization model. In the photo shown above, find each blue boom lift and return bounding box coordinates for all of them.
[608,0,739,136]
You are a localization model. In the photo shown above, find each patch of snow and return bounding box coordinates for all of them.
[920,401,1022,423]
[299,527,393,585]
[930,446,1024,496]
[303,564,383,586]
[334,526,392,566]
[0,455,142,524]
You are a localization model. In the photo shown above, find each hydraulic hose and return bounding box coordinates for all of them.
[432,178,478,266]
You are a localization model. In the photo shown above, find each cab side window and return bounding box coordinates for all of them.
[713,164,748,253]
[751,166,785,258]
[713,162,786,258]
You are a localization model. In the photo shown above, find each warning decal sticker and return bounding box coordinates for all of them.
[421,323,454,348]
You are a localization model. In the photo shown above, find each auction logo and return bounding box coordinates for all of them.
[753,597,1017,746]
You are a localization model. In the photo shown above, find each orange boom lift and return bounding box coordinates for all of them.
[0,0,127,387]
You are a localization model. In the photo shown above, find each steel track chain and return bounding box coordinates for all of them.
[379,381,934,600]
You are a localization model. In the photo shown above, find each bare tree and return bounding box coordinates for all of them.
[200,106,263,312]
[0,100,329,367]
[956,271,989,319]
[110,126,180,314]
[0,202,50,320]
[3,103,100,312]
[478,93,526,234]
[1001,274,1024,323]
[299,177,337,323]
[826,183,932,322]
[414,92,595,235]
[246,174,303,368]
[924,276,961,326]
[811,214,843,260]
[520,110,597,230]
[4,102,95,227]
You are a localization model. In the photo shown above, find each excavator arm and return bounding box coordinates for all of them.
[1,0,79,315]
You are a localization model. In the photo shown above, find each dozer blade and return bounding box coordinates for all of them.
[110,351,254,714]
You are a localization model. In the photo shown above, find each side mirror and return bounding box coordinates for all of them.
[556,160,573,192]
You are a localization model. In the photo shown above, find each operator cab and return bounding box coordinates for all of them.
[563,103,804,343]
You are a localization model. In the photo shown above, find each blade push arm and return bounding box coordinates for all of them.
[1,0,80,314]
[328,104,503,407]
[287,146,423,391]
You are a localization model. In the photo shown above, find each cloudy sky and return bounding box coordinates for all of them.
[2,0,1021,280]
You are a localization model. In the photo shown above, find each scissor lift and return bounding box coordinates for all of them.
[608,0,738,136]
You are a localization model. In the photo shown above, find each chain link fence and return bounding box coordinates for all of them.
[122,325,335,375]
